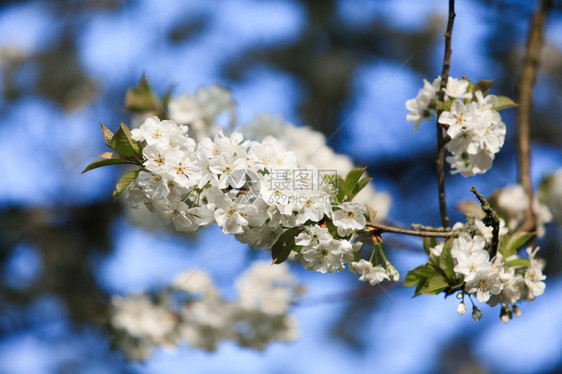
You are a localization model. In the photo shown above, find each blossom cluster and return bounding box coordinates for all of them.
[111,261,301,359]
[84,74,555,357]
[127,115,382,277]
[428,225,546,323]
[406,76,509,176]
[126,86,391,234]
[241,113,392,220]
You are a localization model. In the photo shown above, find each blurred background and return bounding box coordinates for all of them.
[1,0,562,373]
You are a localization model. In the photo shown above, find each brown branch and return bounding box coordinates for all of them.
[435,0,456,228]
[470,186,500,256]
[515,0,552,233]
[366,222,461,238]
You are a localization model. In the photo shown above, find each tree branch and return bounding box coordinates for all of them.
[470,186,500,256]
[515,0,552,232]
[435,0,456,228]
[366,222,461,238]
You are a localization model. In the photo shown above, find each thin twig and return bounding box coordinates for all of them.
[366,222,461,238]
[515,0,553,232]
[435,0,456,228]
[470,186,500,256]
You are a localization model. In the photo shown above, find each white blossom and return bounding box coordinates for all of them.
[405,76,441,130]
[351,259,388,285]
[299,239,353,274]
[332,202,367,234]
[444,77,472,100]
[465,270,502,302]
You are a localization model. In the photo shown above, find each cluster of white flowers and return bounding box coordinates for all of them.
[350,259,389,286]
[111,261,300,359]
[430,231,546,323]
[127,115,375,275]
[406,76,507,176]
[241,113,392,220]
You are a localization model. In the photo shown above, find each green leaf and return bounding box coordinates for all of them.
[413,278,430,297]
[506,258,530,269]
[125,75,159,113]
[499,232,534,258]
[110,123,142,157]
[428,253,440,268]
[439,238,455,281]
[334,176,347,202]
[81,158,130,173]
[350,176,372,200]
[423,237,438,255]
[494,96,518,111]
[100,122,114,146]
[113,169,140,201]
[345,167,366,197]
[271,227,302,264]
[422,273,449,295]
[404,264,435,287]
[473,79,495,96]
[119,122,142,155]
[98,152,122,160]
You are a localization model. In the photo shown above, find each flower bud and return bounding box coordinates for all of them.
[512,304,521,318]
[385,263,399,283]
[500,305,512,324]
[457,301,466,315]
[472,306,482,322]
[456,292,464,300]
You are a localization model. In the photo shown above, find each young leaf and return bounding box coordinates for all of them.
[334,175,347,202]
[119,122,142,155]
[494,96,518,111]
[271,227,302,264]
[124,75,159,113]
[499,232,535,258]
[82,158,130,174]
[404,264,435,287]
[110,123,142,158]
[413,278,431,297]
[100,123,114,146]
[422,273,449,295]
[345,167,366,197]
[439,238,455,281]
[98,152,122,159]
[350,176,372,200]
[473,79,495,96]
[113,169,140,201]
